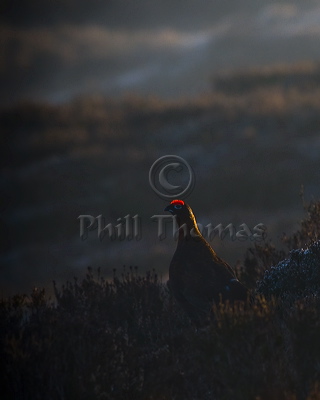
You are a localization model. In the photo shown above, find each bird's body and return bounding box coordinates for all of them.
[165,200,249,325]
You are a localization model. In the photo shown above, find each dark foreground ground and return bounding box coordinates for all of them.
[1,199,320,399]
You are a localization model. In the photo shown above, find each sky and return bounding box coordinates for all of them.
[1,0,320,105]
[2,0,320,295]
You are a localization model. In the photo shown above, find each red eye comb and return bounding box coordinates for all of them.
[170,199,185,206]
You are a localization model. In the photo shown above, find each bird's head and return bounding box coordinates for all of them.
[164,199,187,216]
[164,199,197,229]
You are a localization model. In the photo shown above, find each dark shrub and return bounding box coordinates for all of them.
[257,241,320,300]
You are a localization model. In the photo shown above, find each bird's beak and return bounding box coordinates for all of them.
[164,205,171,212]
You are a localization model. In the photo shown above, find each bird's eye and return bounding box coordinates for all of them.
[174,205,182,209]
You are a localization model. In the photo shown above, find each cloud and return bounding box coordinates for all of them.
[257,3,320,38]
[2,3,319,73]
[1,23,228,102]
[258,4,298,22]
[1,23,231,70]
[1,3,320,104]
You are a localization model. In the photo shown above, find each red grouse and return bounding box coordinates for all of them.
[165,199,249,325]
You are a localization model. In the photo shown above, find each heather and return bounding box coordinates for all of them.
[2,199,320,399]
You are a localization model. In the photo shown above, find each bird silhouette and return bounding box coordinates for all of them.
[165,199,249,325]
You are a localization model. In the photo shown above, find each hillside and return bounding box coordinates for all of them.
[1,63,320,295]
[2,203,320,399]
